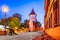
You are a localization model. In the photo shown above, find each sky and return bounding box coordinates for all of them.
[0,0,45,26]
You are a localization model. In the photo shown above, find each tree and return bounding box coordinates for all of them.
[20,23,24,28]
[0,18,5,25]
[7,17,21,29]
[0,21,1,25]
[0,18,8,26]
[36,21,41,27]
[12,13,22,21]
[24,19,29,28]
[20,19,29,30]
[33,21,41,31]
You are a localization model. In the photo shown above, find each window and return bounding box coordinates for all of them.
[53,0,58,10]
[48,0,50,6]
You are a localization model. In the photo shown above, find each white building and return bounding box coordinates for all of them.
[0,25,9,31]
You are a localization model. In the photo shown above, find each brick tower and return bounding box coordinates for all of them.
[29,9,37,31]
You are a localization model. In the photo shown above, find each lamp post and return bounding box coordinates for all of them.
[2,5,8,35]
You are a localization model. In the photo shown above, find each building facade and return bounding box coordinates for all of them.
[44,0,60,29]
[29,9,37,31]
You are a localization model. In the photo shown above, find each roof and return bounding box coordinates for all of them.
[29,9,36,15]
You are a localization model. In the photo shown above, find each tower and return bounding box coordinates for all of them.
[29,9,37,31]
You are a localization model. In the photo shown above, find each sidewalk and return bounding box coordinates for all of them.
[33,32,56,40]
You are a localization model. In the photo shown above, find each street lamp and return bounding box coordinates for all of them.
[2,5,8,35]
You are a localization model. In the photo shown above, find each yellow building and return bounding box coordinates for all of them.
[44,0,59,29]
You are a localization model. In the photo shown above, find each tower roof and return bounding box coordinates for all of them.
[29,9,36,15]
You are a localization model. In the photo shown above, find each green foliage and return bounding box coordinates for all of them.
[24,19,29,28]
[0,18,5,25]
[33,21,41,28]
[20,19,29,29]
[13,13,22,21]
[20,23,24,28]
[0,21,1,25]
[7,17,21,29]
[37,21,41,27]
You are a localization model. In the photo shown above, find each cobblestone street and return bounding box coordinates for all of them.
[33,32,56,40]
[0,31,43,40]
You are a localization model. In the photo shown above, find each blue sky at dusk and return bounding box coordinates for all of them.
[0,0,45,26]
